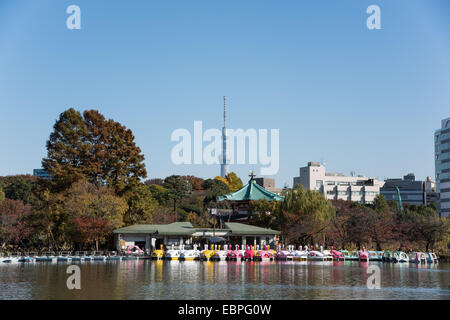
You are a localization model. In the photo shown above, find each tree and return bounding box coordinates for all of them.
[145,178,164,186]
[372,194,389,213]
[123,184,158,225]
[97,117,147,195]
[225,172,243,192]
[42,108,91,191]
[403,205,449,251]
[148,184,169,206]
[214,172,243,192]
[277,184,335,245]
[186,211,215,228]
[202,178,230,205]
[3,175,38,205]
[0,184,4,204]
[248,199,279,229]
[64,179,128,250]
[30,187,67,250]
[163,175,192,218]
[366,208,396,251]
[183,175,205,191]
[0,199,33,248]
[42,108,147,194]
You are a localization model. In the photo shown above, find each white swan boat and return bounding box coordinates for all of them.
[165,245,182,260]
[293,246,308,261]
[392,251,409,263]
[179,245,201,261]
[426,252,438,263]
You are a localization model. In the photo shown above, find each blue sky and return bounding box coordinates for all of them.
[0,0,449,187]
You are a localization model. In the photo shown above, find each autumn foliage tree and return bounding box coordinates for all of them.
[0,199,33,248]
[64,179,128,250]
[42,108,147,195]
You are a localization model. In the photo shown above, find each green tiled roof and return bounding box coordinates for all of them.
[113,222,195,235]
[217,179,284,202]
[224,222,280,235]
[114,222,279,236]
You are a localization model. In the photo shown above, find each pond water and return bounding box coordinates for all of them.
[0,260,449,300]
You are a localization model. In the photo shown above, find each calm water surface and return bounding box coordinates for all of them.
[1,260,449,300]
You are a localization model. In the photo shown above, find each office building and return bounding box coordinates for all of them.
[293,162,384,204]
[33,168,51,180]
[380,173,437,206]
[254,177,283,195]
[435,117,450,217]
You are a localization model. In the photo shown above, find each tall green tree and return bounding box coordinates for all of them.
[163,175,192,218]
[123,184,158,225]
[277,184,335,245]
[202,178,230,205]
[3,175,38,205]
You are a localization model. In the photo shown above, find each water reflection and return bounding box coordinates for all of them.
[0,261,449,300]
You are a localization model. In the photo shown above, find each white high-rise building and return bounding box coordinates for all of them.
[435,117,450,217]
[293,162,384,204]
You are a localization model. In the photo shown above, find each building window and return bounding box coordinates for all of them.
[316,180,323,188]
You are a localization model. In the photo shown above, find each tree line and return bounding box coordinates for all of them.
[249,184,450,252]
[0,108,243,251]
[1,108,448,253]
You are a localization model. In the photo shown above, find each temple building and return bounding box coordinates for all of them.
[217,171,285,221]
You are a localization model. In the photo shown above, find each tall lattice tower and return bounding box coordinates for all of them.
[220,96,229,178]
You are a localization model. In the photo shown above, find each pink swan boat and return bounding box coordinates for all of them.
[330,246,345,260]
[359,247,369,261]
[227,245,242,260]
[244,245,256,261]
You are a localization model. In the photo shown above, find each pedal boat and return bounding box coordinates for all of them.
[243,245,256,261]
[359,248,369,262]
[226,245,242,261]
[151,245,165,260]
[200,245,217,261]
[180,245,200,261]
[106,251,122,261]
[256,246,273,261]
[392,251,409,263]
[330,247,345,261]
[426,252,438,263]
[293,246,308,261]
[409,252,426,264]
[164,245,181,260]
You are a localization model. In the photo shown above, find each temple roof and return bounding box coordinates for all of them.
[217,177,285,202]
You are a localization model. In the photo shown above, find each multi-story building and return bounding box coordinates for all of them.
[33,168,51,180]
[293,162,384,204]
[435,117,450,217]
[254,177,283,195]
[380,173,437,206]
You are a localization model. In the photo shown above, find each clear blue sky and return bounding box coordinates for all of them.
[1,0,449,187]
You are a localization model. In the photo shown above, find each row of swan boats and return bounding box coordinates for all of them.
[0,246,439,264]
[152,244,439,264]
